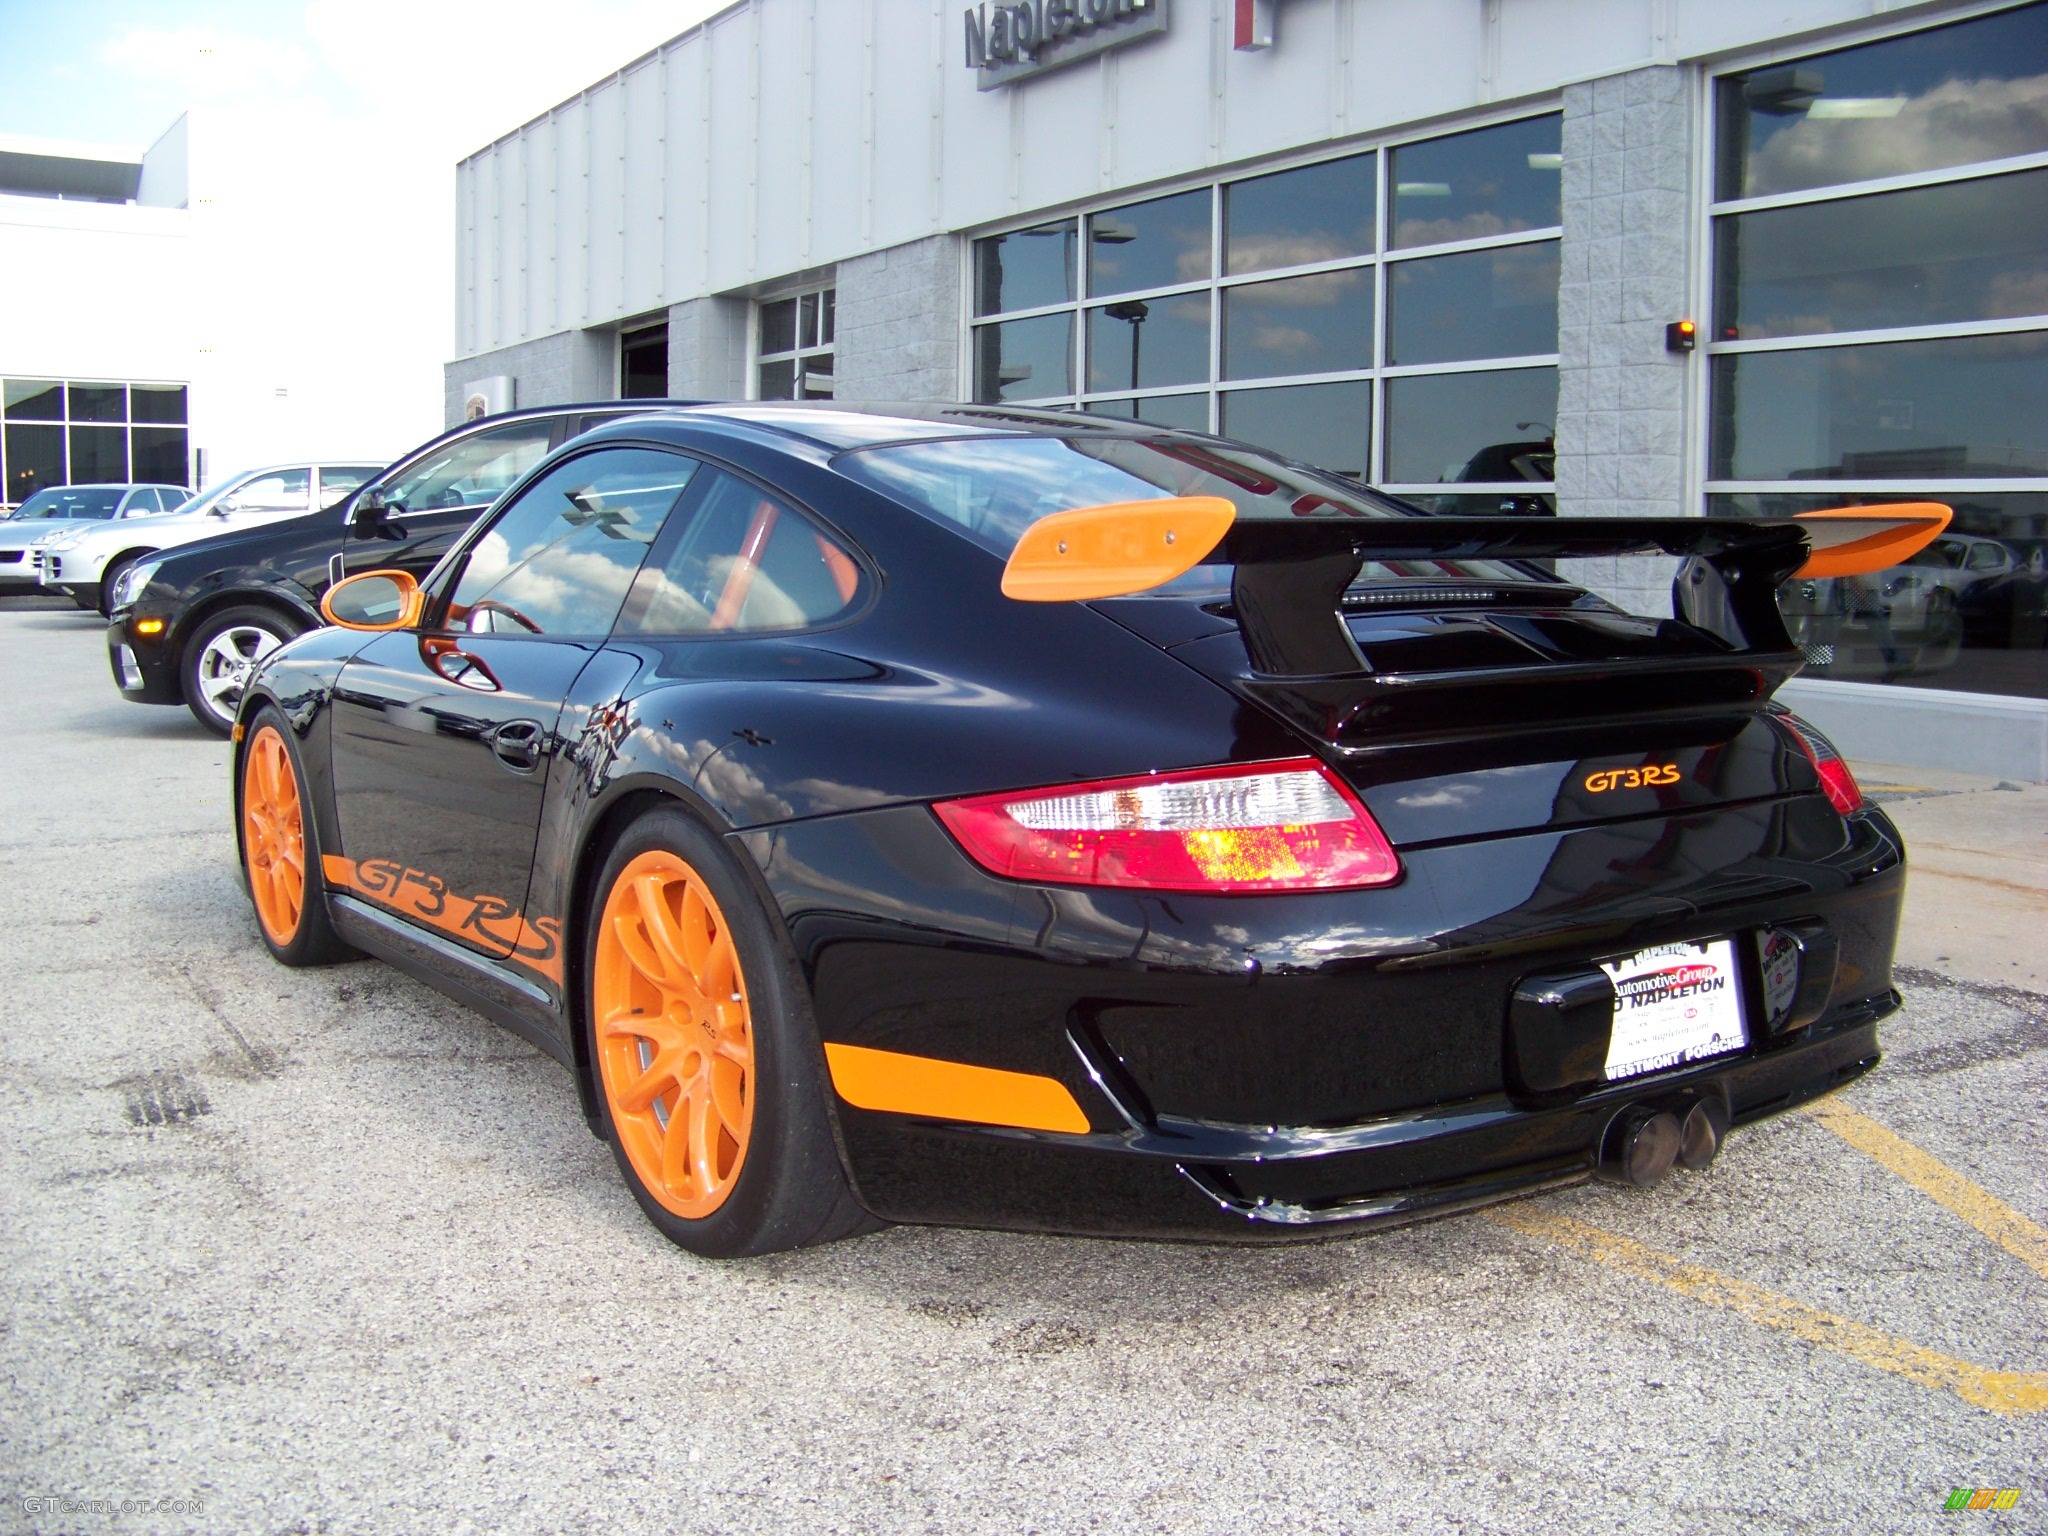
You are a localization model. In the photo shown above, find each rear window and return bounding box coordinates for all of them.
[836,434,1534,588]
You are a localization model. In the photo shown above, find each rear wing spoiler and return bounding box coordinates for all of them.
[1002,500,1951,676]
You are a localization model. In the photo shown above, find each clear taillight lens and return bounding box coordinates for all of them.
[1775,710,1864,816]
[932,758,1401,893]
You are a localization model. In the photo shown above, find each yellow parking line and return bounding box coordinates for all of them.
[1803,1099,2048,1283]
[1484,1205,2048,1417]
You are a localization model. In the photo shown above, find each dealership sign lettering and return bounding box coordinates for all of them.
[963,0,1168,90]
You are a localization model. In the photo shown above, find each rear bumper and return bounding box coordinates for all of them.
[750,797,1908,1241]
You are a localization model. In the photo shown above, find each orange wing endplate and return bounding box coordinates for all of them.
[1793,502,1952,579]
[1001,495,1238,602]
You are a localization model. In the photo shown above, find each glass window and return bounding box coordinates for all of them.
[384,419,555,512]
[11,486,124,519]
[1390,114,1562,250]
[1082,393,1210,431]
[1388,242,1560,364]
[1087,293,1210,392]
[1710,332,2048,481]
[620,470,860,635]
[975,219,1076,315]
[1222,269,1374,381]
[130,427,189,487]
[68,384,125,423]
[756,285,836,401]
[1087,189,1212,297]
[69,424,126,482]
[1716,6,2048,201]
[620,324,669,399]
[1224,152,1375,276]
[319,466,379,500]
[130,384,187,424]
[1713,170,2048,341]
[4,381,62,421]
[4,424,63,501]
[1221,381,1372,480]
[1713,489,2048,700]
[1384,367,1558,485]
[448,448,695,636]
[229,468,311,510]
[841,434,1413,560]
[974,313,1073,402]
[759,298,799,355]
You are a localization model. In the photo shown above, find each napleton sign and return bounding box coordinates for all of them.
[963,0,1168,90]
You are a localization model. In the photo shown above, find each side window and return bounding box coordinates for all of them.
[384,420,554,513]
[234,469,312,510]
[617,469,861,636]
[1967,542,2005,572]
[318,465,377,508]
[445,447,697,637]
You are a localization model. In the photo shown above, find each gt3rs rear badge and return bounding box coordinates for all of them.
[1585,764,1681,793]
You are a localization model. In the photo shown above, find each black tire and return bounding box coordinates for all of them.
[238,704,357,967]
[182,605,302,737]
[585,806,880,1259]
[96,556,136,617]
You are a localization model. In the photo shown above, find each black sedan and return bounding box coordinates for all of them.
[230,404,1944,1258]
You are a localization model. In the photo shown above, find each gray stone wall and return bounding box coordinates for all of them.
[667,296,751,400]
[1553,65,1695,617]
[442,328,614,427]
[833,235,964,404]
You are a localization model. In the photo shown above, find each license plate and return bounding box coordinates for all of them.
[1599,938,1748,1082]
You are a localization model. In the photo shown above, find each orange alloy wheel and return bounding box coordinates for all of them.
[242,725,307,946]
[593,850,757,1219]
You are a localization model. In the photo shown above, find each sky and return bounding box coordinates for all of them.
[0,0,732,467]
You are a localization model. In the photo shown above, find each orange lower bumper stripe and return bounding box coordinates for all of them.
[823,1043,1091,1134]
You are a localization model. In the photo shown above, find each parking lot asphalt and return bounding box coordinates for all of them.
[1,594,2044,1536]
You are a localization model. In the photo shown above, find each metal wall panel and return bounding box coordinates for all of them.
[452,0,1987,359]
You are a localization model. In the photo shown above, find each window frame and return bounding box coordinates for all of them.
[964,106,1563,504]
[752,284,837,402]
[1698,1,2048,507]
[0,377,190,505]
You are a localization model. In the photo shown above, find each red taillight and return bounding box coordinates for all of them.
[1776,710,1864,816]
[932,758,1401,893]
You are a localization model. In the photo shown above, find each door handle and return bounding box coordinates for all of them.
[489,719,544,774]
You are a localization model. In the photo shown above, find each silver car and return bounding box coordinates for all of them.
[0,484,190,592]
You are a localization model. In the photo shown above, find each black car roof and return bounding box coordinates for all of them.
[645,401,1183,453]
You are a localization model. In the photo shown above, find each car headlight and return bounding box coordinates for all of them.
[28,529,67,549]
[111,560,163,610]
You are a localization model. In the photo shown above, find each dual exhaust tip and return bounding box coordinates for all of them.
[1598,1097,1730,1188]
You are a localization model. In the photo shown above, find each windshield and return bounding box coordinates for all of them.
[837,434,1539,588]
[11,487,124,520]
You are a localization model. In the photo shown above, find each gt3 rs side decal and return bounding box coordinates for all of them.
[823,1042,1091,1134]
[320,854,564,984]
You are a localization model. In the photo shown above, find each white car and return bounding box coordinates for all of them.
[36,462,382,614]
[0,483,189,591]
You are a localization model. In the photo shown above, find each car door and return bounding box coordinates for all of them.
[337,418,557,589]
[324,444,700,972]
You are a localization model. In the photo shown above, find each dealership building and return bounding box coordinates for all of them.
[446,0,2048,779]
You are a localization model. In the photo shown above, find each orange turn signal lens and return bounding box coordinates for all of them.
[134,617,165,635]
[933,758,1400,893]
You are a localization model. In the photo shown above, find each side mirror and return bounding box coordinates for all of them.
[322,569,424,631]
[208,499,235,518]
[349,487,396,537]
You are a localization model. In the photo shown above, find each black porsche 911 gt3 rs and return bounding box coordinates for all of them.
[231,402,1944,1258]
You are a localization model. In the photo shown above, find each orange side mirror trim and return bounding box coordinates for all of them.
[1001,495,1237,602]
[321,568,424,631]
[1793,503,1952,579]
[822,1042,1092,1134]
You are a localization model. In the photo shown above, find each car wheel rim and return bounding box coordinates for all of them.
[242,725,306,945]
[196,625,283,723]
[593,850,755,1220]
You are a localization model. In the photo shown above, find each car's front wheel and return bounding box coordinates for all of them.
[586,806,878,1258]
[238,706,356,966]
[183,606,300,736]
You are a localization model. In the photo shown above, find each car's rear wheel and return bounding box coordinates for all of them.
[586,807,878,1258]
[184,606,300,736]
[239,707,355,966]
